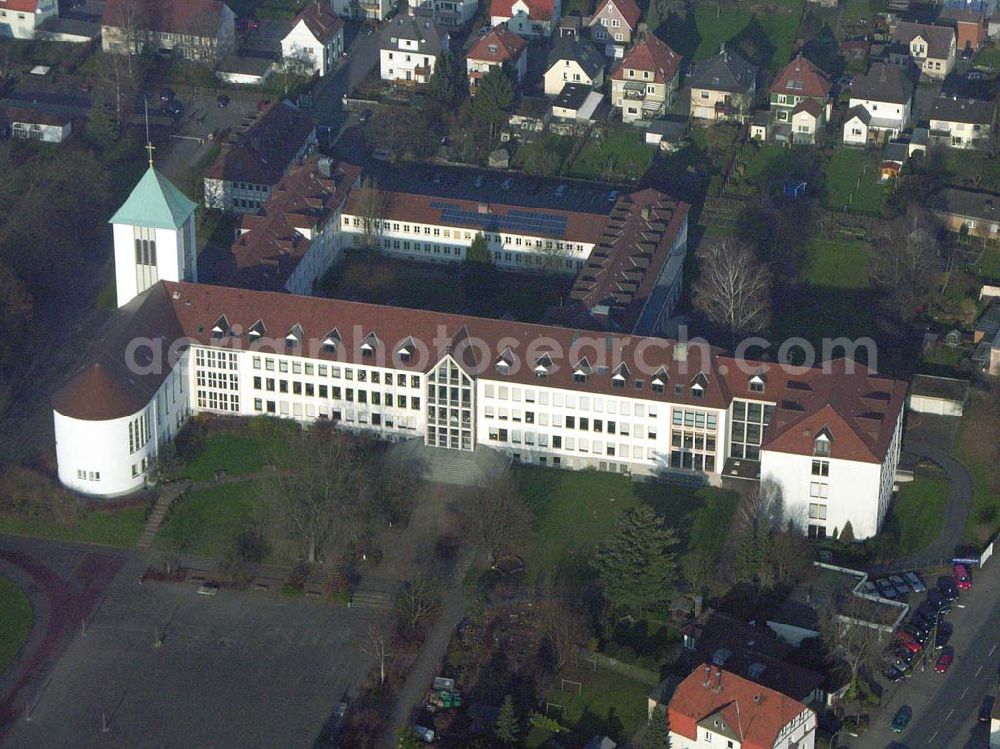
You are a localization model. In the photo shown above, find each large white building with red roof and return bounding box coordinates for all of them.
[0,0,57,39]
[490,0,559,38]
[668,666,816,749]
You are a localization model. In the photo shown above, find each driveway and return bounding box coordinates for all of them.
[843,557,1000,749]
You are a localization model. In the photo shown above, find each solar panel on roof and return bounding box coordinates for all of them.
[429,201,569,238]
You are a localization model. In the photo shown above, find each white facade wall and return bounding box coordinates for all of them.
[380,37,438,83]
[843,115,869,145]
[0,0,56,39]
[282,20,343,77]
[544,60,602,96]
[10,120,71,142]
[491,3,557,37]
[283,206,348,295]
[847,96,910,135]
[929,117,990,148]
[467,52,527,84]
[339,212,593,273]
[668,708,815,749]
[113,216,197,307]
[54,363,190,497]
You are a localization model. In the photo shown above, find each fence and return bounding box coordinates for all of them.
[577,648,661,687]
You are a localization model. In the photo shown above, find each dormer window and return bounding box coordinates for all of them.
[612,363,629,389]
[534,353,554,378]
[397,337,415,364]
[211,314,230,339]
[360,332,379,359]
[574,372,587,383]
[691,372,708,398]
[488,44,497,54]
[573,357,592,383]
[496,346,515,374]
[322,328,341,353]
[286,323,304,349]
[248,319,265,341]
[749,374,765,393]
[813,430,831,457]
[652,367,668,393]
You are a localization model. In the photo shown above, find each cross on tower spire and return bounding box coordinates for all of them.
[146,141,156,168]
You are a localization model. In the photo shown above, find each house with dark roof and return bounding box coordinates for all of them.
[929,95,996,148]
[929,187,1000,238]
[667,667,817,749]
[768,55,831,144]
[101,0,235,64]
[544,35,605,96]
[609,31,681,123]
[467,24,528,87]
[378,14,449,85]
[587,0,640,55]
[281,1,344,77]
[842,62,913,144]
[938,5,987,54]
[203,100,318,214]
[688,46,757,123]
[0,0,57,39]
[550,82,605,122]
[890,21,956,79]
[2,106,72,142]
[490,0,560,37]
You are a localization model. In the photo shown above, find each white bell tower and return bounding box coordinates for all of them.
[109,143,198,307]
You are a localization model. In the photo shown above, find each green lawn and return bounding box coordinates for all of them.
[515,466,737,583]
[823,149,887,216]
[889,477,950,557]
[0,506,146,548]
[153,482,260,558]
[801,239,871,289]
[842,0,872,20]
[568,128,655,181]
[952,393,1000,543]
[0,577,33,676]
[971,246,1000,281]
[525,665,651,748]
[174,423,297,482]
[973,45,1000,71]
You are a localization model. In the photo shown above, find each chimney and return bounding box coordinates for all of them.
[317,156,332,178]
[693,594,703,617]
[714,668,723,693]
[673,342,687,362]
[640,206,650,220]
[703,665,712,688]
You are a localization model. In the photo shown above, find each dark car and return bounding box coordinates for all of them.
[937,576,959,601]
[216,94,230,108]
[877,578,898,599]
[896,631,923,653]
[935,622,953,649]
[883,665,905,683]
[166,100,183,117]
[891,705,912,733]
[980,696,995,722]
[160,87,176,103]
[358,109,372,123]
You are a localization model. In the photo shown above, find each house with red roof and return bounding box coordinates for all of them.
[0,0,57,39]
[768,55,831,144]
[667,666,817,749]
[281,1,344,77]
[490,0,560,38]
[467,24,528,87]
[588,0,640,55]
[610,31,681,123]
[102,0,235,64]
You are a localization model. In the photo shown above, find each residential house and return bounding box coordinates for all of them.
[379,14,449,85]
[2,107,71,142]
[550,82,604,123]
[587,0,640,56]
[609,31,681,124]
[409,0,478,27]
[543,35,605,96]
[281,1,344,77]
[890,21,956,80]
[330,0,391,21]
[226,156,361,295]
[490,0,559,38]
[929,187,1000,239]
[466,24,528,87]
[667,666,817,749]
[204,100,318,214]
[929,95,996,148]
[768,55,832,144]
[102,0,236,64]
[938,5,987,54]
[0,0,57,39]
[687,46,757,123]
[842,62,912,144]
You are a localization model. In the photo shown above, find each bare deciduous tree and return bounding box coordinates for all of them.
[693,239,773,347]
[396,571,441,634]
[362,620,393,685]
[470,467,532,567]
[871,205,938,322]
[820,595,891,711]
[534,591,587,673]
[357,176,389,251]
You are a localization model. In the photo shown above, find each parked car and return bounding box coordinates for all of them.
[237,16,260,31]
[501,178,513,191]
[889,575,910,596]
[607,190,620,203]
[935,647,954,673]
[937,576,959,601]
[905,572,926,593]
[554,183,568,198]
[160,87,176,103]
[904,624,930,645]
[473,174,484,188]
[967,70,987,80]
[836,75,853,85]
[891,705,912,733]
[877,578,898,599]
[935,622,953,649]
[216,94,230,108]
[358,109,372,123]
[883,665,905,683]
[896,632,922,653]
[859,580,878,596]
[979,696,995,722]
[953,563,972,590]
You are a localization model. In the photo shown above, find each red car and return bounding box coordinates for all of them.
[896,631,923,654]
[935,647,954,673]
[953,564,972,591]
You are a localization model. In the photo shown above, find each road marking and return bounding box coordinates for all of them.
[928,730,939,745]
[962,686,970,699]
[976,664,984,676]
[990,644,997,657]
[946,708,955,721]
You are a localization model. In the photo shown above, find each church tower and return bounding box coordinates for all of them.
[109,156,198,307]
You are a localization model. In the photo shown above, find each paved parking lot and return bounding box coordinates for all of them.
[4,553,374,749]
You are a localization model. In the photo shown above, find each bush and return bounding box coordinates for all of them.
[604,641,620,658]
[616,646,637,664]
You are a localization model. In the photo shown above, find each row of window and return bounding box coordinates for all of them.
[252,399,419,431]
[252,357,420,388]
[484,383,663,418]
[76,470,101,481]
[345,216,587,254]
[128,412,151,455]
[196,390,239,412]
[251,376,422,409]
[196,349,239,371]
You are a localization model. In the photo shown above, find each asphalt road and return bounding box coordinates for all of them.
[845,557,1000,749]
[308,23,381,131]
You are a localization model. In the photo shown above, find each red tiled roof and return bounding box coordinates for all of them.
[226,157,361,291]
[204,101,316,187]
[611,33,681,85]
[768,55,831,99]
[102,0,228,37]
[468,25,527,64]
[292,1,343,44]
[341,189,609,245]
[0,0,40,12]
[715,358,907,463]
[490,0,556,22]
[792,97,822,117]
[668,667,812,749]
[591,0,641,30]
